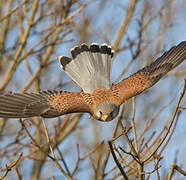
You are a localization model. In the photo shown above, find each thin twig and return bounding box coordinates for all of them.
[108,141,129,180]
[168,163,186,179]
[130,97,138,153]
[41,118,73,180]
[114,0,137,51]
[143,78,186,163]
[0,153,23,180]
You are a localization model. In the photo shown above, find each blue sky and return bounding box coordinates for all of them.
[1,0,186,179]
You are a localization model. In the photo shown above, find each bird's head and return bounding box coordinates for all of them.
[93,100,119,122]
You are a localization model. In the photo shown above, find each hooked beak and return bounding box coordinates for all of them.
[89,113,109,121]
[101,114,109,121]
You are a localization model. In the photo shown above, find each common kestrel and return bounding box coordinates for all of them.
[0,41,185,121]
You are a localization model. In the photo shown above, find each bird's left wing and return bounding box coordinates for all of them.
[0,91,91,118]
[110,41,186,106]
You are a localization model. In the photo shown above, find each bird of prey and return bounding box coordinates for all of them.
[0,41,185,121]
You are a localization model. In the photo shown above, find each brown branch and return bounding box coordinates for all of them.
[143,78,186,163]
[19,118,54,160]
[130,97,138,153]
[41,118,73,180]
[159,110,181,154]
[0,153,23,180]
[0,0,29,22]
[119,146,141,165]
[0,0,39,91]
[168,163,186,179]
[113,0,138,51]
[80,141,104,160]
[108,141,129,180]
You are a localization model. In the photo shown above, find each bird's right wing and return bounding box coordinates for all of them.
[0,91,91,118]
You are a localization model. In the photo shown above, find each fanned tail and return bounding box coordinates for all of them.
[59,43,114,93]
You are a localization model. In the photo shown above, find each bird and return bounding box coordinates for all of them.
[0,41,185,122]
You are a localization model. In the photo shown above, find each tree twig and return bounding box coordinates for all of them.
[108,141,129,180]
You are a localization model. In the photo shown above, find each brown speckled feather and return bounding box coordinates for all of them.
[110,41,186,106]
[0,91,91,118]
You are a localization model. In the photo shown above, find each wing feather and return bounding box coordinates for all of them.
[0,91,91,118]
[111,41,186,105]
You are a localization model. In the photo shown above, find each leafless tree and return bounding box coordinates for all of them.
[0,0,186,179]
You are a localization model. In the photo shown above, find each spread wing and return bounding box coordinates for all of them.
[0,91,91,118]
[111,41,186,105]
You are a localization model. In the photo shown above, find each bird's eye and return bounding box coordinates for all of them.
[110,109,118,118]
[99,111,103,115]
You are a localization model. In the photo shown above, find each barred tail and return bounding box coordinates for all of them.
[59,43,114,93]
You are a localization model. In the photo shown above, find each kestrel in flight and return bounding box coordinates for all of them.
[0,41,185,121]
